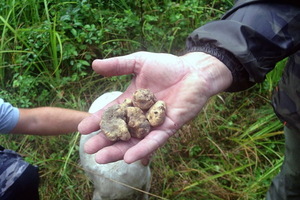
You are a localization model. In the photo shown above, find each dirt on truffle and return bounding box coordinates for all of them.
[100,89,167,141]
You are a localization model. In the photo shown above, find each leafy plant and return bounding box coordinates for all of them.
[0,0,287,200]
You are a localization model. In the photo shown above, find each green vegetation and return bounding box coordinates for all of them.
[0,0,285,199]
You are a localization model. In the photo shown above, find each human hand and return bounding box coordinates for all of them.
[78,51,232,164]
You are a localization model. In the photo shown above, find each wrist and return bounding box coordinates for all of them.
[180,52,233,97]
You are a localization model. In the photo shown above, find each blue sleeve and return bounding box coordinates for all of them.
[0,99,20,134]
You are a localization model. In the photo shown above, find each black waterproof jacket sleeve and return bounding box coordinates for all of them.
[186,0,300,92]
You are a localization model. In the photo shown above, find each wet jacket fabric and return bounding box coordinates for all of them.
[186,0,300,130]
[0,149,29,197]
[0,147,39,200]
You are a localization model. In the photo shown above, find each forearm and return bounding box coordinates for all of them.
[11,107,90,135]
[187,1,300,91]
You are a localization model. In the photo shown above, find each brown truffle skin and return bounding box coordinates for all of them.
[102,104,127,121]
[126,107,151,138]
[120,98,133,108]
[101,118,131,141]
[132,89,157,110]
[99,89,166,141]
[146,100,167,127]
[100,104,130,141]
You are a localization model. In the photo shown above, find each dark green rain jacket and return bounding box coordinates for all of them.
[186,0,300,130]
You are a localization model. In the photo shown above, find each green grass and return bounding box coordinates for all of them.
[0,0,286,199]
[149,89,284,199]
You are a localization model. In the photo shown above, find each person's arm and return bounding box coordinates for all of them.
[187,1,300,91]
[11,107,90,135]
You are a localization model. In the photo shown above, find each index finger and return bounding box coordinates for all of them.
[123,128,174,163]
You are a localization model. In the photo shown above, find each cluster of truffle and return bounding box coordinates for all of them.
[100,89,167,141]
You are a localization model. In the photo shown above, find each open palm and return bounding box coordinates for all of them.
[78,51,231,164]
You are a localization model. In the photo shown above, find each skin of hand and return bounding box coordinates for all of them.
[78,51,233,165]
[11,107,90,135]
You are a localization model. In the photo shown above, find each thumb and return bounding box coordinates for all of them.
[92,54,138,77]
